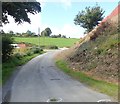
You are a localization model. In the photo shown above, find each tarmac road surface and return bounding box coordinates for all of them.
[3,50,112,102]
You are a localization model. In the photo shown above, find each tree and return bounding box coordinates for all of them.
[16,32,21,36]
[26,30,32,36]
[2,34,14,62]
[2,2,41,62]
[0,29,5,34]
[41,30,47,37]
[2,2,41,24]
[41,27,52,37]
[74,4,104,33]
[62,35,66,38]
[9,30,14,35]
[58,34,61,37]
[45,27,52,36]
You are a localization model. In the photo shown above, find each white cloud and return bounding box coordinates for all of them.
[61,0,71,7]
[2,13,41,34]
[43,24,85,38]
[60,0,71,10]
[61,24,85,38]
[3,17,85,38]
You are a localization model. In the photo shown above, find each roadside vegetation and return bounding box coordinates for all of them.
[55,4,119,100]
[2,34,44,85]
[56,60,118,100]
[2,45,44,85]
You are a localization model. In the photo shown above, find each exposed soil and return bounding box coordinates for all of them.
[56,6,119,84]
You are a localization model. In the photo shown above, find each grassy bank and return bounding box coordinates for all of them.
[14,37,79,48]
[2,52,43,85]
[56,59,118,100]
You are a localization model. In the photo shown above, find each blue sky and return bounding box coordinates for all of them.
[41,2,118,28]
[3,0,119,38]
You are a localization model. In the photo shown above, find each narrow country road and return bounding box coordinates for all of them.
[3,50,112,102]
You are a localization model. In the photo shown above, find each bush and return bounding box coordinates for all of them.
[39,45,58,49]
[30,47,43,54]
[26,51,33,56]
[47,45,58,49]
[14,53,23,59]
[2,34,14,62]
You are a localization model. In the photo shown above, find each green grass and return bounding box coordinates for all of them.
[2,53,43,85]
[14,37,79,48]
[56,59,118,100]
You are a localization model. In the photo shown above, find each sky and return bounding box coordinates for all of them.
[2,0,119,38]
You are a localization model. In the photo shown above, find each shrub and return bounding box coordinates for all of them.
[30,47,43,54]
[47,45,58,49]
[40,45,58,49]
[14,53,23,59]
[2,34,14,62]
[26,51,33,56]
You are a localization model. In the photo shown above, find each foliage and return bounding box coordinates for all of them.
[41,27,52,37]
[45,45,58,49]
[2,45,44,84]
[2,53,40,84]
[45,27,52,36]
[2,2,41,24]
[41,30,47,37]
[14,53,23,59]
[9,30,14,34]
[56,60,118,99]
[51,34,66,38]
[74,4,104,33]
[0,29,5,34]
[2,34,14,62]
[30,47,43,54]
[62,35,66,38]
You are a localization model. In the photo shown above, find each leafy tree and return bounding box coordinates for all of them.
[51,35,58,38]
[2,2,41,24]
[0,29,5,34]
[16,32,21,36]
[62,35,66,38]
[26,30,32,36]
[74,4,104,33]
[41,30,47,37]
[9,30,14,35]
[2,2,41,62]
[58,34,61,37]
[2,34,14,62]
[41,27,52,37]
[31,32,36,36]
[45,27,52,36]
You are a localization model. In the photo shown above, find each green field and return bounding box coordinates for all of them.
[14,37,79,47]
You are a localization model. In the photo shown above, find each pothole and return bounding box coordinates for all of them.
[97,99,111,102]
[47,98,62,102]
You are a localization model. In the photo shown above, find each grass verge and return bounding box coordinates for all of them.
[56,59,118,100]
[2,52,44,85]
